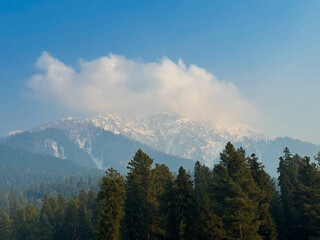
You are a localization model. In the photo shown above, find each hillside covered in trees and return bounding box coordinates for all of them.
[1,142,320,240]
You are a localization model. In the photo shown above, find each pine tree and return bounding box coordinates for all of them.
[293,156,320,239]
[53,194,67,240]
[87,188,97,227]
[0,209,12,240]
[40,213,53,240]
[21,204,40,240]
[172,166,197,240]
[198,196,225,240]
[213,142,261,240]
[194,161,225,240]
[96,168,125,240]
[78,190,93,240]
[248,154,277,240]
[123,149,153,240]
[40,195,53,240]
[63,197,80,240]
[10,200,22,240]
[150,163,174,239]
[194,161,212,203]
[158,170,176,240]
[277,148,300,239]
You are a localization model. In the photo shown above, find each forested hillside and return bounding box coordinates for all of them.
[0,144,102,188]
[1,127,195,172]
[1,143,319,240]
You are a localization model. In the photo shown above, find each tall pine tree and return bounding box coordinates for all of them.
[123,149,153,240]
[194,161,225,240]
[0,209,12,240]
[96,168,125,240]
[172,166,197,240]
[213,142,261,239]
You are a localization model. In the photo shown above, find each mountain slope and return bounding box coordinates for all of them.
[2,112,320,177]
[2,121,195,172]
[91,113,269,166]
[90,113,320,176]
[0,144,102,188]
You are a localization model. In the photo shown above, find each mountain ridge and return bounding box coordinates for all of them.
[3,112,320,176]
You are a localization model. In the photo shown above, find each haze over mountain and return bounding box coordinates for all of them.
[2,112,319,176]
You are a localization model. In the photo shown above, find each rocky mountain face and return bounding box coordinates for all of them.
[2,112,320,176]
[2,115,195,173]
[90,113,320,176]
[91,112,269,167]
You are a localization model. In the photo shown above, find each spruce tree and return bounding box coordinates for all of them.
[123,149,153,240]
[78,190,93,240]
[194,161,225,240]
[172,166,197,240]
[40,195,53,240]
[198,195,225,240]
[96,168,125,240]
[248,154,277,240]
[293,156,320,239]
[213,142,261,240]
[277,148,299,239]
[0,209,12,240]
[194,161,212,203]
[53,194,67,240]
[150,163,174,239]
[63,197,80,240]
[21,204,40,240]
[40,214,53,240]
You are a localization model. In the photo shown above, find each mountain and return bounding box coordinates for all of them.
[0,144,102,189]
[2,112,320,176]
[1,118,194,173]
[89,113,320,176]
[91,113,269,166]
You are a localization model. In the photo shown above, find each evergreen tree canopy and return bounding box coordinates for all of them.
[124,149,154,240]
[96,168,125,240]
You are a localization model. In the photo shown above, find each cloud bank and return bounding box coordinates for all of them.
[28,52,258,124]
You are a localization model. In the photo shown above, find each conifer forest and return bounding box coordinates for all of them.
[1,142,320,240]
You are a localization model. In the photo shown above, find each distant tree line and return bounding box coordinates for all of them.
[1,142,320,240]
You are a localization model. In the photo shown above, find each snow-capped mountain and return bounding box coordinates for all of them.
[2,114,195,172]
[91,112,270,167]
[3,112,320,176]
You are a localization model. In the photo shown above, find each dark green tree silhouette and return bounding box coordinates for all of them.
[194,161,225,240]
[248,153,277,240]
[123,149,153,240]
[172,166,197,240]
[0,209,12,240]
[96,168,125,240]
[213,142,261,239]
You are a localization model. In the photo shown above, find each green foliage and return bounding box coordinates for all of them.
[248,154,278,240]
[123,149,154,240]
[19,204,39,240]
[0,144,102,189]
[149,164,174,239]
[0,209,12,240]
[198,195,225,240]
[213,142,264,239]
[1,145,320,240]
[278,148,320,240]
[39,195,53,240]
[96,168,125,240]
[172,167,198,240]
[194,161,225,240]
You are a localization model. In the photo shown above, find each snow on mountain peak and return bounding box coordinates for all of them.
[23,112,271,167]
[90,112,271,166]
[7,130,22,136]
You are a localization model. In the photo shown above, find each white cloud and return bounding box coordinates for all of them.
[28,51,259,124]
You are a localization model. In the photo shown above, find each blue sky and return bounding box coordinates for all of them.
[1,0,320,144]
